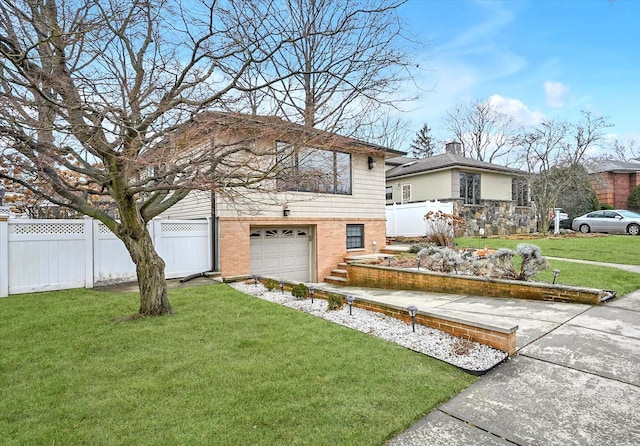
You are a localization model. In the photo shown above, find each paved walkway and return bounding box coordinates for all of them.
[311,281,640,445]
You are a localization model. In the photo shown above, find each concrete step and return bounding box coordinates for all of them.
[330,268,348,278]
[324,276,347,286]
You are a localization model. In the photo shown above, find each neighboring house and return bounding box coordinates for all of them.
[385,142,536,236]
[162,112,403,282]
[588,159,640,209]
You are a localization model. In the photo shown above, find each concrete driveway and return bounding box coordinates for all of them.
[383,289,640,445]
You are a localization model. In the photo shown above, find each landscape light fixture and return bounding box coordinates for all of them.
[252,275,258,286]
[416,257,421,270]
[309,286,315,303]
[279,280,285,293]
[552,269,561,285]
[407,305,418,332]
[346,295,355,315]
[367,156,376,170]
[283,205,290,217]
[387,256,392,267]
[0,184,5,207]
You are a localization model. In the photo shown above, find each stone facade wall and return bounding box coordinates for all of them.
[452,199,537,236]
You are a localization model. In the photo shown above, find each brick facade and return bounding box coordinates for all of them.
[346,263,606,305]
[218,217,386,281]
[592,171,640,209]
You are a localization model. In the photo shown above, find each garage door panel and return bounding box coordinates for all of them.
[250,227,310,281]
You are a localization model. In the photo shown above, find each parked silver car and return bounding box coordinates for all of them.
[571,209,640,235]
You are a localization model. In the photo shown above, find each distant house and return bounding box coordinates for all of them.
[385,142,536,236]
[588,159,640,209]
[162,112,403,283]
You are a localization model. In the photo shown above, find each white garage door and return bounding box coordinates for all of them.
[250,227,311,282]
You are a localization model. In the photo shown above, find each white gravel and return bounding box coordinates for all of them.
[230,282,508,372]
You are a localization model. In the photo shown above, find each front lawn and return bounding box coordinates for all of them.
[0,285,475,446]
[456,234,640,265]
[456,234,640,294]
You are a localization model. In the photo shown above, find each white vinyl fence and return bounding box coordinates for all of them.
[0,215,211,297]
[386,200,454,237]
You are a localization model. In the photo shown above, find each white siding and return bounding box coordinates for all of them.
[216,153,387,219]
[160,189,212,219]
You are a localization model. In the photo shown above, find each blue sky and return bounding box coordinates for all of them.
[398,0,640,149]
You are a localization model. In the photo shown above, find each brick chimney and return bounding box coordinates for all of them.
[445,141,462,155]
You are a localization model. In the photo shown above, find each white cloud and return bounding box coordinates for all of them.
[488,94,545,126]
[544,81,570,108]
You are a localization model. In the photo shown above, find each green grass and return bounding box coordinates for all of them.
[456,235,640,265]
[0,285,475,446]
[455,235,640,294]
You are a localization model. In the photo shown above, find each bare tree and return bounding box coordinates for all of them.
[230,0,414,135]
[351,111,412,151]
[598,137,639,161]
[515,117,605,232]
[409,122,436,158]
[0,0,334,316]
[443,99,520,164]
[561,110,612,165]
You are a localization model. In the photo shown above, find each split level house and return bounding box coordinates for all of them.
[385,142,536,236]
[588,159,640,209]
[162,112,403,282]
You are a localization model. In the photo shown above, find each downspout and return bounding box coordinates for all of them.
[178,190,219,283]
[211,189,219,272]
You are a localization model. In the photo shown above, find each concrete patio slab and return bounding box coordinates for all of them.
[520,324,640,386]
[417,307,559,350]
[439,295,591,323]
[438,356,640,446]
[385,409,512,446]
[568,305,640,340]
[607,290,640,312]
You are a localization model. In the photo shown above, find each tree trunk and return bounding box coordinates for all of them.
[123,229,173,316]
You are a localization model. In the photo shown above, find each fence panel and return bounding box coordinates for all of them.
[93,221,137,285]
[154,219,211,279]
[7,219,90,294]
[0,217,212,296]
[386,200,454,237]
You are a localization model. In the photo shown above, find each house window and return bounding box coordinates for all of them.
[512,177,529,206]
[401,184,411,203]
[346,224,364,249]
[385,186,393,200]
[460,172,480,205]
[276,142,352,194]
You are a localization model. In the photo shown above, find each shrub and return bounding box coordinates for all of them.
[516,243,549,280]
[408,243,428,254]
[628,184,640,211]
[489,248,517,279]
[264,278,278,291]
[600,203,614,210]
[327,294,343,311]
[291,283,309,300]
[423,211,466,247]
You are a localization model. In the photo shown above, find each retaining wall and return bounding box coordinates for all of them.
[346,263,607,305]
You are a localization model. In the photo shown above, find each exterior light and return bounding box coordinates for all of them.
[0,184,5,207]
[367,156,376,170]
[387,256,392,267]
[346,295,355,315]
[552,269,560,284]
[416,257,421,270]
[407,305,418,332]
[283,205,290,217]
[279,280,285,293]
[309,286,315,303]
[252,275,258,286]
